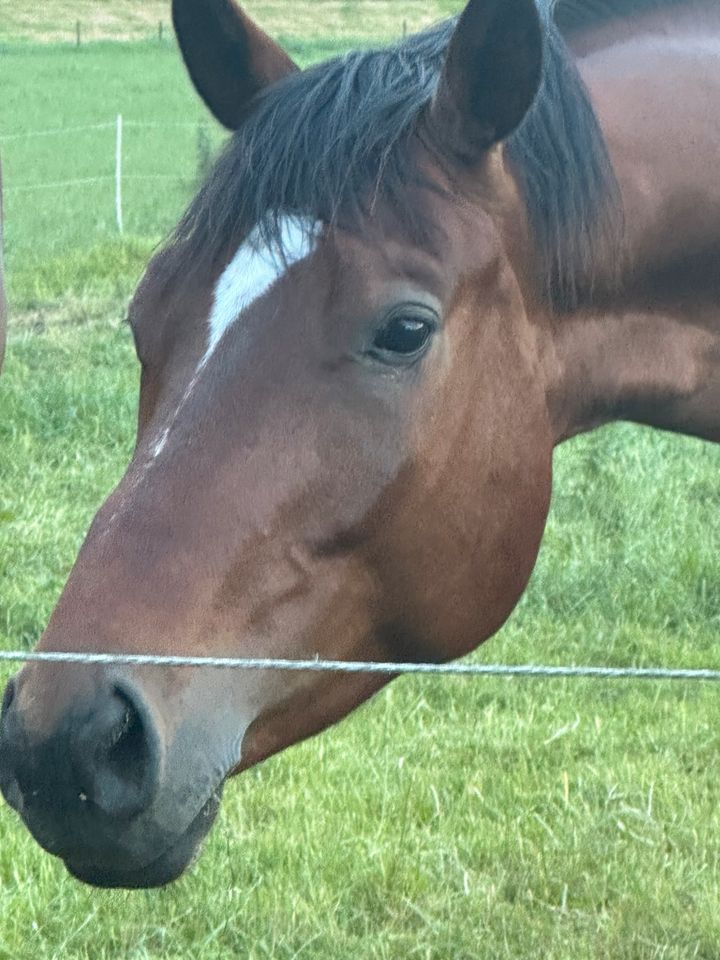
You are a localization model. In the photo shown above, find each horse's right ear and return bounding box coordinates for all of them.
[172,0,299,130]
[429,0,543,162]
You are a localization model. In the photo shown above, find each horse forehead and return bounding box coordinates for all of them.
[203,216,321,364]
[141,218,321,463]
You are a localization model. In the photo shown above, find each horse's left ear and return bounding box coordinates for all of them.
[172,0,299,130]
[429,0,543,162]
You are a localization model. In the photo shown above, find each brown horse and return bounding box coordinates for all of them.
[1,0,719,888]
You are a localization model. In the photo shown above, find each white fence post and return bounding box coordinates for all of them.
[115,113,124,235]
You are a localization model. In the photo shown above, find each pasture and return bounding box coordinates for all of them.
[0,1,462,44]
[2,5,720,958]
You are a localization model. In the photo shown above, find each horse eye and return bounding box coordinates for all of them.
[371,313,434,360]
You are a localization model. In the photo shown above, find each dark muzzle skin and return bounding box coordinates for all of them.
[0,676,161,819]
[0,664,232,888]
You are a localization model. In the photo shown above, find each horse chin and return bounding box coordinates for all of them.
[61,789,223,890]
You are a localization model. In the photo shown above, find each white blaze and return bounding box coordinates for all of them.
[203,215,320,366]
[149,216,320,461]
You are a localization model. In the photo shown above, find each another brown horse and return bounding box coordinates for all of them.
[1,0,719,888]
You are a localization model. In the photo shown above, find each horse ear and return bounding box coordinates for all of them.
[429,0,543,162]
[172,0,299,130]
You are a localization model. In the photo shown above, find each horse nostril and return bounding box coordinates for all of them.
[77,683,161,821]
[102,691,148,790]
[1,677,15,723]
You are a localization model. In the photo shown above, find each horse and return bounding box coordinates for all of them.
[0,157,6,370]
[1,0,719,889]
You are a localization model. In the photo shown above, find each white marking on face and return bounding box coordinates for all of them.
[151,427,171,459]
[145,216,320,463]
[202,215,321,366]
[149,370,202,459]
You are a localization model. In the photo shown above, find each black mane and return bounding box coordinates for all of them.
[173,2,624,311]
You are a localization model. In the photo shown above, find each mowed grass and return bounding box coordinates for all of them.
[2,12,720,960]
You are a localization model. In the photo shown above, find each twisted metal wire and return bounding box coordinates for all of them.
[0,650,719,682]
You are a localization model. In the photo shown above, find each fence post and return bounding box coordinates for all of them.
[159,21,164,43]
[76,20,81,48]
[402,19,408,37]
[115,114,124,235]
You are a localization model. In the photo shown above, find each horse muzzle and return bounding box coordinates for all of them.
[0,666,226,888]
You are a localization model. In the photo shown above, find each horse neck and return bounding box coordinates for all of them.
[545,301,720,443]
[543,6,720,446]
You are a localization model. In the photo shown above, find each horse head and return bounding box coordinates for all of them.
[0,0,619,887]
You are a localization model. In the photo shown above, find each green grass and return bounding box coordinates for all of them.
[1,41,226,308]
[0,23,462,308]
[0,1,462,44]
[0,2,462,307]
[3,16,720,960]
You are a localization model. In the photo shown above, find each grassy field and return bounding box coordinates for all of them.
[2,6,720,959]
[0,1,461,44]
[1,40,221,308]
[0,3,458,310]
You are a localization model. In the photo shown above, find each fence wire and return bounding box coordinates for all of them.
[0,121,201,143]
[0,650,719,682]
[0,122,116,142]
